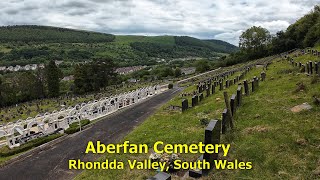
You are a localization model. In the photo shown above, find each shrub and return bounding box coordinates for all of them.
[65,119,90,134]
[168,84,173,89]
[0,134,62,157]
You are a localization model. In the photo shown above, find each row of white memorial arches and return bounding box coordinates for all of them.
[0,85,160,148]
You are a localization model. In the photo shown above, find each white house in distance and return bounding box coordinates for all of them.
[0,63,45,72]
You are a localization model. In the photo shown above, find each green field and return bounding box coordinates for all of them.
[115,35,175,45]
[76,48,320,179]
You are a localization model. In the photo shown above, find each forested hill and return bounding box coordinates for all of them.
[204,39,239,53]
[124,36,238,58]
[0,25,238,67]
[0,25,115,43]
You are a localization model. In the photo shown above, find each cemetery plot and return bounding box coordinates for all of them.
[79,49,320,179]
[0,85,163,150]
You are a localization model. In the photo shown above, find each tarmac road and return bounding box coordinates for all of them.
[0,87,182,180]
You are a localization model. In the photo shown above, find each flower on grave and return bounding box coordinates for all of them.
[160,153,170,162]
[149,152,161,162]
[171,153,179,160]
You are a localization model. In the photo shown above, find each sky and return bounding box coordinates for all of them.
[0,0,319,45]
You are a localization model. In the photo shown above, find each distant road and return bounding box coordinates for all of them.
[0,88,182,180]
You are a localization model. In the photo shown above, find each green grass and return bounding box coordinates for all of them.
[77,52,320,179]
[115,35,175,45]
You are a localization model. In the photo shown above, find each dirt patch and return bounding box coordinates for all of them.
[295,138,308,146]
[293,82,307,93]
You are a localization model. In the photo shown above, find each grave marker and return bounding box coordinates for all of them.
[222,109,228,134]
[244,80,249,96]
[206,87,210,97]
[230,94,236,116]
[192,95,198,107]
[309,61,313,74]
[182,99,188,112]
[199,93,204,101]
[211,84,215,94]
[147,172,171,180]
[251,80,255,92]
[261,72,266,81]
[203,120,221,167]
[223,92,234,129]
[237,86,242,107]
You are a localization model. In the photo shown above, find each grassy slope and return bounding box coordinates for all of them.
[115,35,175,45]
[77,48,320,179]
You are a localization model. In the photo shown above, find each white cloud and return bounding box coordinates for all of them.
[0,0,319,45]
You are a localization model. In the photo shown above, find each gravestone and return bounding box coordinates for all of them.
[206,87,210,97]
[255,76,259,88]
[230,94,236,116]
[261,72,266,81]
[199,93,204,101]
[202,84,206,92]
[251,80,255,92]
[243,80,249,95]
[237,86,242,107]
[182,99,188,112]
[309,61,313,74]
[222,109,228,134]
[203,120,221,168]
[219,81,223,91]
[211,84,215,94]
[306,63,310,74]
[189,155,204,178]
[301,64,306,73]
[192,95,198,107]
[197,85,201,93]
[147,172,171,180]
[225,80,229,88]
[315,62,319,75]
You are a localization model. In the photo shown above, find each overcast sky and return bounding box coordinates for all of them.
[1,0,319,45]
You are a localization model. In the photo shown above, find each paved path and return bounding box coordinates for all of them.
[0,88,182,180]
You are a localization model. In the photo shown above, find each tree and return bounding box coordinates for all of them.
[0,77,3,107]
[239,26,271,58]
[73,58,117,94]
[45,60,61,97]
[174,68,182,77]
[195,59,210,73]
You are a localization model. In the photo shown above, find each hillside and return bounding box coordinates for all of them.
[0,26,238,67]
[77,47,320,179]
[0,25,115,43]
